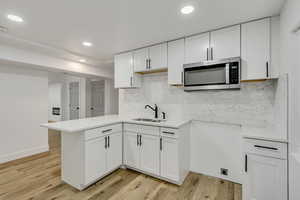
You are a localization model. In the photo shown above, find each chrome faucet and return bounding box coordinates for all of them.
[145,104,158,119]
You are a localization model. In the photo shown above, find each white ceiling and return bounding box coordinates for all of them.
[0,0,285,67]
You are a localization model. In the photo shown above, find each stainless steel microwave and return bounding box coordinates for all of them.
[183,57,241,91]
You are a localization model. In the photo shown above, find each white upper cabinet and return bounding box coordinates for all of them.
[148,43,167,70]
[210,25,241,60]
[241,18,271,80]
[168,39,185,85]
[185,33,210,63]
[133,43,167,72]
[133,48,149,72]
[114,52,141,88]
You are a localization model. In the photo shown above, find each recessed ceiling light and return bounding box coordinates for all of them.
[82,41,93,47]
[181,5,195,15]
[79,59,86,63]
[7,14,24,23]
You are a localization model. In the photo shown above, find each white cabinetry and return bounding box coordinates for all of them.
[114,52,141,88]
[185,33,210,63]
[160,136,179,181]
[61,123,123,190]
[243,138,287,200]
[210,25,241,60]
[241,18,271,80]
[168,39,185,85]
[133,43,167,73]
[124,124,190,184]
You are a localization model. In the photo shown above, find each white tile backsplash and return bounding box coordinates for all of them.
[119,72,280,128]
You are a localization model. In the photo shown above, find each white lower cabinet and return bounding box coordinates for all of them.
[85,136,107,184]
[160,137,179,181]
[243,139,288,200]
[106,132,123,172]
[140,134,160,175]
[124,131,140,168]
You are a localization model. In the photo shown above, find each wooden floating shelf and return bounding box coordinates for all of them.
[135,68,168,75]
[240,79,268,83]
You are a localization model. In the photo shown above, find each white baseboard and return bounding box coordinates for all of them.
[0,145,49,164]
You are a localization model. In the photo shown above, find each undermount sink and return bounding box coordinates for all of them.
[132,118,166,123]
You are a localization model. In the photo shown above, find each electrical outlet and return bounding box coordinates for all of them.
[221,168,228,176]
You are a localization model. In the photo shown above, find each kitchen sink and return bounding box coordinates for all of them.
[132,118,166,123]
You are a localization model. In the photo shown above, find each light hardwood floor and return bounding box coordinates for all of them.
[0,132,242,200]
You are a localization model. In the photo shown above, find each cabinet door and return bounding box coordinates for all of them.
[85,136,107,184]
[148,43,167,70]
[185,33,210,63]
[106,132,122,172]
[133,48,149,72]
[114,52,135,88]
[140,134,160,176]
[124,132,140,169]
[245,154,287,200]
[210,25,241,60]
[168,39,184,85]
[160,137,179,181]
[241,18,270,80]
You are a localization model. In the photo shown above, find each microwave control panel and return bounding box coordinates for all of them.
[229,62,239,84]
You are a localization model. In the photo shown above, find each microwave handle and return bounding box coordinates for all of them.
[225,64,230,84]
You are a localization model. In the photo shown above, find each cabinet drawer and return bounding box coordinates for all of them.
[124,123,159,136]
[244,139,287,159]
[85,123,122,140]
[161,128,178,138]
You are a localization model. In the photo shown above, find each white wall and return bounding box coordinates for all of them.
[119,72,286,183]
[0,65,48,164]
[280,0,300,199]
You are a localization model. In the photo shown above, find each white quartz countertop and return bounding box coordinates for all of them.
[41,115,190,133]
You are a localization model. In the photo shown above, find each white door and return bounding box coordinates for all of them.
[133,48,149,72]
[241,18,270,80]
[245,154,287,200]
[91,81,105,117]
[160,137,179,181]
[140,134,160,176]
[168,39,185,85]
[185,33,210,63]
[124,132,140,169]
[210,25,241,60]
[69,81,79,120]
[114,52,134,88]
[85,136,107,184]
[106,132,122,172]
[148,43,167,70]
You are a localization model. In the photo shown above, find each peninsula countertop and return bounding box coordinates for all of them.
[41,115,191,133]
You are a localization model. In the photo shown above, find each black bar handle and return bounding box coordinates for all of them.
[254,145,278,151]
[266,62,269,77]
[140,135,142,146]
[108,136,110,148]
[162,131,175,135]
[105,136,107,149]
[137,134,139,146]
[160,138,162,151]
[102,129,112,133]
[245,154,248,172]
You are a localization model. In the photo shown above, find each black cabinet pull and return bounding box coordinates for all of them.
[254,145,278,151]
[162,131,175,135]
[137,134,139,146]
[108,136,110,148]
[245,154,248,172]
[105,137,107,149]
[149,59,151,69]
[160,138,162,151]
[140,135,142,146]
[102,129,112,133]
[266,62,269,77]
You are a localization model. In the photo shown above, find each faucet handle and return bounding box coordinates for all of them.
[162,112,166,120]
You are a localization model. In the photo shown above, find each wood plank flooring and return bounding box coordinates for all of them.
[0,144,242,200]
